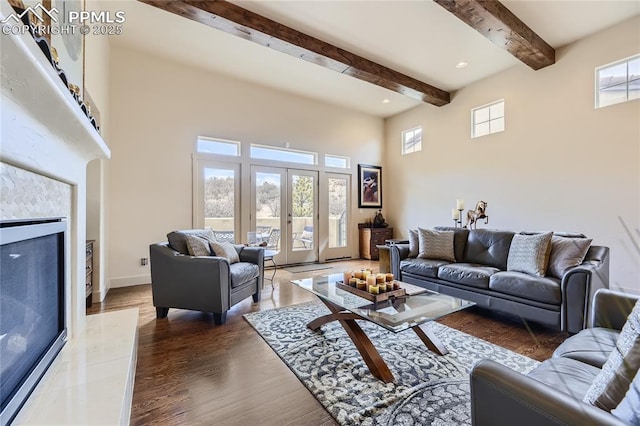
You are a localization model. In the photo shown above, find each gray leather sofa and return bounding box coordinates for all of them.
[471,289,639,426]
[149,229,264,324]
[390,228,610,333]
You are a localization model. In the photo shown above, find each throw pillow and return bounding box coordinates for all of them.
[506,232,553,276]
[168,229,216,255]
[408,229,419,258]
[185,234,212,256]
[546,236,592,278]
[210,240,240,264]
[417,228,455,262]
[584,299,640,411]
[612,368,640,425]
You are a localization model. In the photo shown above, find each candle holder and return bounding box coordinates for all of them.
[453,209,464,227]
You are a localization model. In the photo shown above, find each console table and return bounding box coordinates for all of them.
[358,225,393,260]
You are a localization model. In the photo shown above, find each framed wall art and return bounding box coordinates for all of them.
[358,164,382,208]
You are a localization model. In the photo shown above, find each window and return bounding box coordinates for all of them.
[327,176,348,248]
[472,100,505,138]
[596,54,640,108]
[195,162,240,241]
[196,137,240,156]
[324,154,350,169]
[250,144,316,165]
[401,126,422,154]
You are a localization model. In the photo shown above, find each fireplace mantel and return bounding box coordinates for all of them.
[0,0,109,181]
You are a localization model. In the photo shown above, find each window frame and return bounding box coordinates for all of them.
[196,136,241,157]
[324,154,351,169]
[401,126,423,155]
[595,54,640,109]
[250,144,317,166]
[471,99,505,139]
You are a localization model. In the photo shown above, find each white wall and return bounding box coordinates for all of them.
[108,46,384,285]
[84,0,111,301]
[384,16,640,293]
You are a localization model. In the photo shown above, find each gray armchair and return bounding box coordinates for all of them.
[149,230,264,325]
[470,289,639,426]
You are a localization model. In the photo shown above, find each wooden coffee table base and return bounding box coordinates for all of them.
[308,298,448,383]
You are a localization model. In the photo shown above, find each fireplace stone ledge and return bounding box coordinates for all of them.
[12,309,138,425]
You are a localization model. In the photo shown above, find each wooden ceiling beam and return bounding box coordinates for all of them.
[138,0,450,106]
[434,0,555,70]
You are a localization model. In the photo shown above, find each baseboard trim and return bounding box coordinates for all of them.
[110,274,151,288]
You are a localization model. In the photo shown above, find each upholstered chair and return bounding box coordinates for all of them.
[149,229,263,324]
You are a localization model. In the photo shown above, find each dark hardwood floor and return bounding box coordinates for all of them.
[88,259,568,425]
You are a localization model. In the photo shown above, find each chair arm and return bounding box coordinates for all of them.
[149,243,232,313]
[237,245,264,265]
[390,244,410,280]
[560,246,610,333]
[471,359,627,426]
[238,246,264,289]
[592,288,640,330]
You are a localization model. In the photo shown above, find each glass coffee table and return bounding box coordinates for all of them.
[291,273,475,383]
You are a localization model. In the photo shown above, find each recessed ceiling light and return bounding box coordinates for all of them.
[382,99,391,104]
[456,61,469,69]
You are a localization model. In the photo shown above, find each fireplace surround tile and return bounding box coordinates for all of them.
[0,163,71,220]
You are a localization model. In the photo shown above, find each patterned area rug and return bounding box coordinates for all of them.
[244,301,539,426]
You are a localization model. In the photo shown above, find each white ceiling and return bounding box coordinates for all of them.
[107,0,640,118]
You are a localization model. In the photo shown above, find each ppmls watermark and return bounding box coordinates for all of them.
[2,3,126,36]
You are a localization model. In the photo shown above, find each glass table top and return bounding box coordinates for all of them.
[291,273,475,333]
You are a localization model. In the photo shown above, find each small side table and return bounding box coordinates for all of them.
[377,245,391,273]
[386,239,409,245]
[263,249,278,289]
[378,239,409,274]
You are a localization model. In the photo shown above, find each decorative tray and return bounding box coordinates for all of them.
[336,281,406,303]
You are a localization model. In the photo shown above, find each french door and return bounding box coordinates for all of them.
[251,166,318,265]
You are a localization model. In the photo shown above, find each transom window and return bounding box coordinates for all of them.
[595,54,640,108]
[324,154,350,169]
[250,144,317,165]
[196,136,240,156]
[472,100,505,138]
[401,126,422,155]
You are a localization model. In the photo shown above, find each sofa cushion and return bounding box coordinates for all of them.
[611,368,640,424]
[210,241,240,264]
[553,327,620,368]
[400,258,450,279]
[417,228,455,262]
[489,271,561,304]
[167,229,215,255]
[230,262,259,288]
[506,232,553,277]
[185,234,212,256]
[437,263,499,289]
[408,229,419,258]
[529,357,601,400]
[547,236,592,279]
[584,299,640,411]
[464,229,515,270]
[435,226,469,262]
